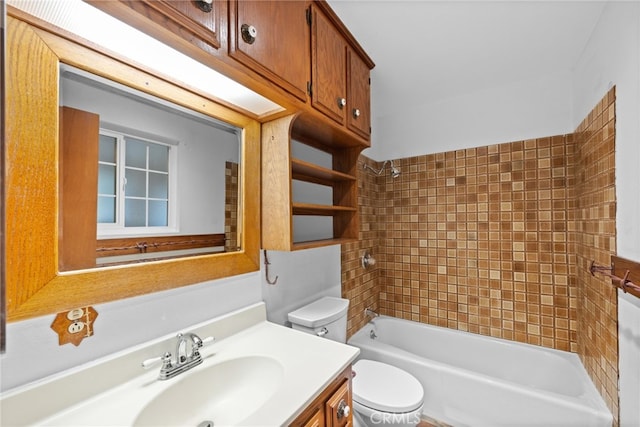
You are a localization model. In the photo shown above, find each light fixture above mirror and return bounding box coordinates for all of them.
[7,0,284,117]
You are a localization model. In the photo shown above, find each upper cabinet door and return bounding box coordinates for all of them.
[152,0,223,50]
[311,4,347,126]
[101,0,224,54]
[347,48,371,139]
[229,1,310,101]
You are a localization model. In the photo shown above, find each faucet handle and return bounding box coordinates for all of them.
[192,336,215,356]
[200,336,215,347]
[141,352,172,369]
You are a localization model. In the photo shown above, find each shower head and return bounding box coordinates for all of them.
[390,162,401,178]
[363,160,401,178]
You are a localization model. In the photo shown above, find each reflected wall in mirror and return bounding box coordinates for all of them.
[5,14,261,321]
[59,66,242,270]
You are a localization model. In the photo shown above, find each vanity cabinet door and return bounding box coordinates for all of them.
[290,366,353,427]
[229,0,310,101]
[302,408,324,427]
[325,380,351,427]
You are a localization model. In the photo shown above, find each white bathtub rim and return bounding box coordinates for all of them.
[348,316,611,419]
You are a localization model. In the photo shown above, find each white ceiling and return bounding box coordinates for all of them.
[327,0,608,118]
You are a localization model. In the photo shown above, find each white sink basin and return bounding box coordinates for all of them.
[1,304,360,427]
[134,356,284,427]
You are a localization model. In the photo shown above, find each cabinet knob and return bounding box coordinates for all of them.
[352,108,361,118]
[337,98,347,109]
[241,24,258,44]
[195,0,213,13]
[337,399,350,419]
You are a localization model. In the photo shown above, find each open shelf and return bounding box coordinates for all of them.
[292,202,357,216]
[262,113,365,251]
[291,158,356,186]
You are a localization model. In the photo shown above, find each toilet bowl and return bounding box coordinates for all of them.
[351,359,424,427]
[288,297,424,426]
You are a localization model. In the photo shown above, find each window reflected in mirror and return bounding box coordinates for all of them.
[59,65,242,270]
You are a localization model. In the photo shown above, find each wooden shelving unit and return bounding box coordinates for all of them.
[262,114,363,251]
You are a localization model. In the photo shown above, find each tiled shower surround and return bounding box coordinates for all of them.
[342,88,618,423]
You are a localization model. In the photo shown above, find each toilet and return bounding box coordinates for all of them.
[288,297,424,427]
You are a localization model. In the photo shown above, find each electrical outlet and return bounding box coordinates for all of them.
[51,306,98,346]
[68,321,85,334]
[66,308,85,321]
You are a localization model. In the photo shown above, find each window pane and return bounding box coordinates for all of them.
[98,164,117,195]
[149,172,168,199]
[125,138,147,168]
[125,168,146,197]
[148,200,168,226]
[149,144,169,172]
[97,196,116,223]
[99,135,117,163]
[125,199,146,227]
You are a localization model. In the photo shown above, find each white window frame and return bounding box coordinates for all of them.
[97,128,179,238]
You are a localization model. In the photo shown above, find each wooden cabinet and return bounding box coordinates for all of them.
[346,49,372,140]
[87,0,225,56]
[87,0,373,250]
[310,5,346,125]
[88,1,374,142]
[229,0,310,101]
[291,366,353,427]
[262,114,361,251]
[310,4,372,141]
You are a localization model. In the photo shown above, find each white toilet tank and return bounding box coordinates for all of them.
[288,297,349,343]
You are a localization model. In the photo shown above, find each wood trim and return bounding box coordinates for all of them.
[5,15,261,321]
[612,256,640,299]
[97,234,226,257]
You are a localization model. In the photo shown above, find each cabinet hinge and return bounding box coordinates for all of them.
[306,7,312,26]
[307,81,313,97]
[368,77,371,85]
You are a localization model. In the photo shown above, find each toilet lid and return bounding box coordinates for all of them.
[352,359,424,413]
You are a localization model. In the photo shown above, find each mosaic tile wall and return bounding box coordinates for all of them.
[341,90,618,422]
[224,161,239,252]
[377,135,577,350]
[342,156,381,337]
[574,88,618,425]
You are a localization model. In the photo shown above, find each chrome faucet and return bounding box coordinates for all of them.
[364,308,379,319]
[142,332,214,380]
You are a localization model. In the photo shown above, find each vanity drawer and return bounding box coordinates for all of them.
[291,366,353,427]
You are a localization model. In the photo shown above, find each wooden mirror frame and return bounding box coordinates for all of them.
[5,15,261,321]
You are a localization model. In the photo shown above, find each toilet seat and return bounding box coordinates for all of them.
[352,359,424,413]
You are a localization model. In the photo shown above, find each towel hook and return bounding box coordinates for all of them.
[263,250,279,285]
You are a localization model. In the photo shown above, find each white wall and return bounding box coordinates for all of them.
[0,245,341,392]
[572,3,640,426]
[61,75,239,235]
[0,273,261,391]
[261,245,342,326]
[365,70,574,162]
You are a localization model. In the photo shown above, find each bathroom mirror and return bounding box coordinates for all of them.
[5,15,261,321]
[59,65,242,270]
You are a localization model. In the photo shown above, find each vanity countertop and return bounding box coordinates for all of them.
[0,302,359,426]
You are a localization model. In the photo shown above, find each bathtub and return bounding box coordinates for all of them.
[348,316,612,427]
